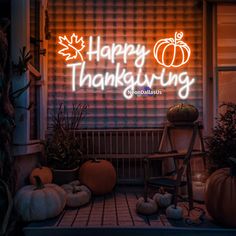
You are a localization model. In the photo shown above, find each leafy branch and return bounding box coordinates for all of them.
[12,47,32,75]
[206,102,236,173]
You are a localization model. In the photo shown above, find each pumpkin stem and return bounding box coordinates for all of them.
[36,163,42,169]
[72,186,81,194]
[159,187,165,194]
[92,158,100,163]
[33,176,45,190]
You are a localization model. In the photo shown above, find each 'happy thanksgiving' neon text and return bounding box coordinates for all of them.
[59,34,195,99]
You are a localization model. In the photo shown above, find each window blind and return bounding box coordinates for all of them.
[48,0,203,128]
[217,5,236,67]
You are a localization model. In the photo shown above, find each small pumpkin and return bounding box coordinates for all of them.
[14,176,66,221]
[205,166,236,227]
[79,159,116,195]
[153,187,172,208]
[61,180,91,208]
[29,166,53,185]
[167,103,199,123]
[136,197,158,215]
[166,204,183,220]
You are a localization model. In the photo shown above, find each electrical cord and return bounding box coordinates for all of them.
[182,205,206,226]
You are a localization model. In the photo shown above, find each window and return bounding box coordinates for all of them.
[218,71,236,105]
[216,4,236,108]
[11,0,47,154]
[30,0,41,140]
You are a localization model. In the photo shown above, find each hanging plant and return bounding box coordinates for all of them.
[12,46,32,75]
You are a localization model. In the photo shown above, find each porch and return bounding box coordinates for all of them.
[24,186,236,236]
[1,0,236,235]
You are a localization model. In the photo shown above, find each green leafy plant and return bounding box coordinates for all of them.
[206,102,236,173]
[46,104,87,170]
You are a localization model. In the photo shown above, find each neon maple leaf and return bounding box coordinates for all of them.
[58,33,85,61]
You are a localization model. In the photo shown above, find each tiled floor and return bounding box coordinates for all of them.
[24,186,236,236]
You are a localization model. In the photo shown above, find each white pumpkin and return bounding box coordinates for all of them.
[61,180,91,207]
[166,204,183,220]
[153,187,172,208]
[14,176,66,221]
[136,197,158,215]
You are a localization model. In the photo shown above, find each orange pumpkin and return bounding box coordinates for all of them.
[153,32,191,68]
[79,160,116,195]
[30,166,53,185]
[205,168,236,227]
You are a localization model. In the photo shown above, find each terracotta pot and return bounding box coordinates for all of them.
[53,167,79,185]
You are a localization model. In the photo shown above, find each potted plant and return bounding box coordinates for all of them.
[204,103,236,227]
[206,102,236,173]
[45,103,87,185]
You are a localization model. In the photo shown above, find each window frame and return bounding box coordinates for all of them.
[204,0,236,133]
[213,2,236,118]
[11,0,48,155]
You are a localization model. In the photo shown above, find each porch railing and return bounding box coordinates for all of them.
[76,128,163,184]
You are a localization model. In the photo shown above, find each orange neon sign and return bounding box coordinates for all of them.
[58,33,85,61]
[57,32,195,100]
[153,32,191,68]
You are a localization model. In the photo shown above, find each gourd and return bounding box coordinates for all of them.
[205,167,236,227]
[166,204,183,220]
[136,197,158,215]
[14,176,66,221]
[61,180,91,207]
[153,32,191,68]
[29,166,53,185]
[153,187,172,208]
[79,159,116,195]
[167,103,199,123]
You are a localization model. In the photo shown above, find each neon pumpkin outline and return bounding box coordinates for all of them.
[153,32,191,68]
[58,33,85,61]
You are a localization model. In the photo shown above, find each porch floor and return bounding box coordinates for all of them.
[24,186,236,236]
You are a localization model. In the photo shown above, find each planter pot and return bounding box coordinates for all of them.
[53,167,79,185]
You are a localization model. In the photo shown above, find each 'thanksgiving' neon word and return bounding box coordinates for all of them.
[58,33,195,99]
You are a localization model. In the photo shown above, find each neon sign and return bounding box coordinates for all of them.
[58,32,195,100]
[153,32,191,68]
[58,33,85,61]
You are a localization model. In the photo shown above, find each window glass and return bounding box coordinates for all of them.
[218,71,236,105]
[217,5,236,67]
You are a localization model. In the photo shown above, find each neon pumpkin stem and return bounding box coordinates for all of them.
[174,32,183,43]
